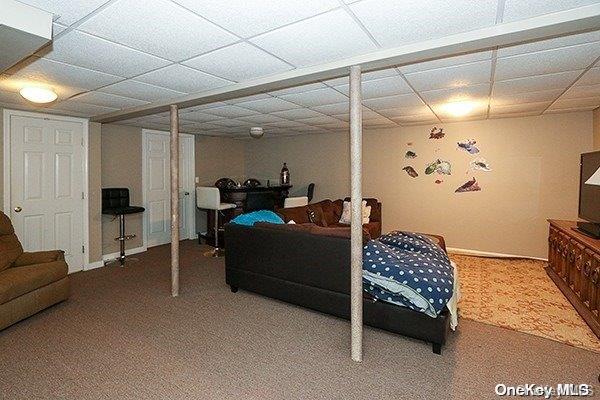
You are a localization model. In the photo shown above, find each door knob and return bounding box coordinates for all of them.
[14,206,22,213]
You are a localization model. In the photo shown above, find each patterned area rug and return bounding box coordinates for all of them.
[450,254,600,353]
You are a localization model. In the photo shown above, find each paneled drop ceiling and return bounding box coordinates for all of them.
[1,0,600,138]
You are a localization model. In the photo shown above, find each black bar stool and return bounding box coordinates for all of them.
[102,188,145,266]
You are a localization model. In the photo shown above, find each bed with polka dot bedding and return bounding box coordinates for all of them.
[363,231,453,318]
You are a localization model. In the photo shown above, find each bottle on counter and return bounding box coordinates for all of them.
[280,162,290,186]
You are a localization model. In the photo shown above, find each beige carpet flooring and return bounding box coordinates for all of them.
[451,254,600,353]
[1,241,598,400]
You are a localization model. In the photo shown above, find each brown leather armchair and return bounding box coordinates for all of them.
[0,212,69,330]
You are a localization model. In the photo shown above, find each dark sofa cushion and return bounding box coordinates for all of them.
[309,225,371,244]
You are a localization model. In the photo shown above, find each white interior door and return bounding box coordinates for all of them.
[143,130,194,248]
[9,114,85,273]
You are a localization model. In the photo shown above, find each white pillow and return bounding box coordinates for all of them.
[339,200,371,224]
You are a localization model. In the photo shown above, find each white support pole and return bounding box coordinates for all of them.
[349,65,363,362]
[170,104,180,297]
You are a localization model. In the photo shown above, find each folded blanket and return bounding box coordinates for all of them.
[363,231,454,317]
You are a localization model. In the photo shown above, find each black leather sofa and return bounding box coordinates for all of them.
[225,223,451,354]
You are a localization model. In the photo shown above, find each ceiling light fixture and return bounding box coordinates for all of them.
[19,87,57,104]
[442,101,474,117]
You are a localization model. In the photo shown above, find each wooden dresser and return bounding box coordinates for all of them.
[547,220,600,338]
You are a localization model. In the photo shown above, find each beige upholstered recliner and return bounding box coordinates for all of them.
[0,212,69,330]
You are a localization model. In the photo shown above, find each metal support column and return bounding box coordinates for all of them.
[170,104,180,297]
[349,65,363,362]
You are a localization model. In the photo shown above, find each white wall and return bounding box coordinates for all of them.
[245,112,594,259]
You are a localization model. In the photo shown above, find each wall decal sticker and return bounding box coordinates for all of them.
[425,159,452,175]
[435,179,444,184]
[470,157,492,172]
[455,177,481,193]
[429,127,445,139]
[457,139,480,154]
[402,166,419,178]
[405,150,417,159]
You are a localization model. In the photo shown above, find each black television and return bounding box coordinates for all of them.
[578,150,600,238]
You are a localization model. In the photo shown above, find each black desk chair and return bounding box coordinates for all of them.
[307,183,315,203]
[243,192,275,213]
[102,188,144,266]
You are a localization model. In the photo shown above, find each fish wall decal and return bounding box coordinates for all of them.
[470,157,492,171]
[455,177,481,193]
[402,166,419,178]
[425,159,452,175]
[429,127,445,139]
[405,150,417,159]
[457,139,480,154]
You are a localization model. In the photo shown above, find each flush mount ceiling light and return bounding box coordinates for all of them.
[19,87,57,103]
[249,127,264,139]
[442,101,475,117]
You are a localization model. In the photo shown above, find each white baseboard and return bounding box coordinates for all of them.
[84,260,104,271]
[447,247,548,262]
[101,246,148,262]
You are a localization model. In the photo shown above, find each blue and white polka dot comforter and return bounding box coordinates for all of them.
[363,231,454,318]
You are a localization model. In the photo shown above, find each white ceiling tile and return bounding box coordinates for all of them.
[69,91,149,108]
[491,88,563,105]
[362,93,424,110]
[575,67,600,85]
[399,51,493,74]
[250,9,377,67]
[350,0,497,48]
[44,30,171,78]
[17,0,111,25]
[495,42,600,80]
[171,0,339,38]
[503,0,600,22]
[497,31,600,57]
[391,110,439,125]
[334,76,413,98]
[9,57,122,91]
[135,64,233,93]
[270,108,326,119]
[493,70,582,95]
[183,43,293,82]
[489,111,541,119]
[376,105,433,119]
[237,114,289,124]
[99,80,186,102]
[210,119,254,128]
[561,83,600,99]
[78,0,238,61]
[489,101,551,115]
[419,84,490,104]
[310,102,349,115]
[201,105,260,118]
[51,99,118,116]
[548,96,600,109]
[296,115,344,125]
[280,87,348,107]
[236,97,300,112]
[404,60,491,92]
[262,120,315,129]
[269,82,327,96]
[178,110,225,123]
